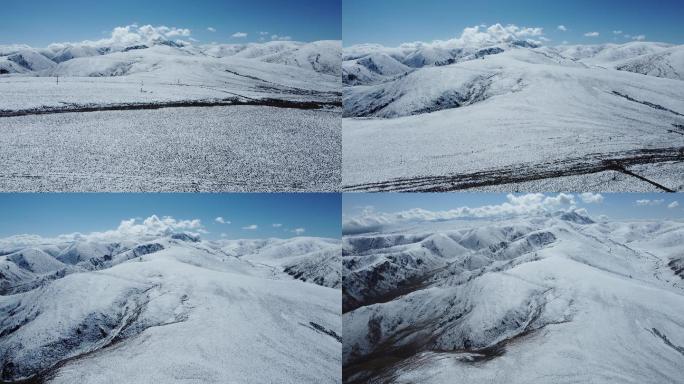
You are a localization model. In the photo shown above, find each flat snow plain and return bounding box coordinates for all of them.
[0,105,340,191]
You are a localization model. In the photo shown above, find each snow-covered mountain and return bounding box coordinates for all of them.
[0,39,341,76]
[343,39,684,191]
[342,213,684,383]
[0,233,341,383]
[0,36,342,193]
[0,38,341,114]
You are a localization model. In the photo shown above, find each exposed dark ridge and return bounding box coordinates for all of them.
[306,322,342,343]
[122,45,148,52]
[612,91,684,117]
[668,258,684,278]
[343,147,684,192]
[0,97,341,118]
[650,327,684,356]
[7,55,32,71]
[344,305,567,384]
[1,284,166,383]
[413,74,494,115]
[343,266,444,314]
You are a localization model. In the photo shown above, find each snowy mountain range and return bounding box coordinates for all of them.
[0,38,341,115]
[342,211,684,383]
[0,232,341,383]
[0,39,341,77]
[343,38,684,192]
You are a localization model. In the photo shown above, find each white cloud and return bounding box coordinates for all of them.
[232,32,248,38]
[632,34,646,41]
[47,24,194,51]
[220,233,227,237]
[207,27,216,32]
[580,192,604,204]
[272,223,282,228]
[292,228,306,235]
[584,32,600,37]
[347,23,548,52]
[259,31,269,35]
[456,24,544,46]
[636,199,664,206]
[343,193,580,235]
[164,27,191,37]
[557,25,567,31]
[271,34,292,41]
[613,30,623,35]
[0,215,205,247]
[215,216,231,224]
[242,224,258,230]
[668,201,679,209]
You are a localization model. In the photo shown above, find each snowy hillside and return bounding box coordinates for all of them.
[0,233,341,383]
[343,37,684,192]
[342,212,684,383]
[0,40,341,113]
[0,33,342,192]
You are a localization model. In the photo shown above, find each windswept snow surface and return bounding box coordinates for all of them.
[0,40,341,192]
[0,234,342,383]
[342,213,684,383]
[342,41,684,191]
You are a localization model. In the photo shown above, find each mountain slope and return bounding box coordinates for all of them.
[342,42,684,191]
[0,234,341,383]
[342,215,684,383]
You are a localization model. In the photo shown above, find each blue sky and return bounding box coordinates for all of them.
[0,194,341,240]
[343,193,683,222]
[0,0,341,46]
[343,0,684,46]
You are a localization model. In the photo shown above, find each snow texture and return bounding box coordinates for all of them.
[342,212,684,384]
[0,39,341,192]
[342,40,684,192]
[0,233,342,383]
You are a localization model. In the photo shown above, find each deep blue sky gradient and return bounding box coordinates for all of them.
[343,0,684,46]
[0,0,341,46]
[0,193,341,240]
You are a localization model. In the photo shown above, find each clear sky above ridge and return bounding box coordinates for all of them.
[343,193,683,222]
[343,0,684,46]
[0,194,341,240]
[0,0,341,46]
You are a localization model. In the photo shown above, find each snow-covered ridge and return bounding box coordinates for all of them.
[343,215,684,383]
[342,38,684,190]
[0,37,341,115]
[0,233,341,383]
[0,39,341,76]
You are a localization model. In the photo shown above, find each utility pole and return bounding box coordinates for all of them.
[56,75,59,85]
